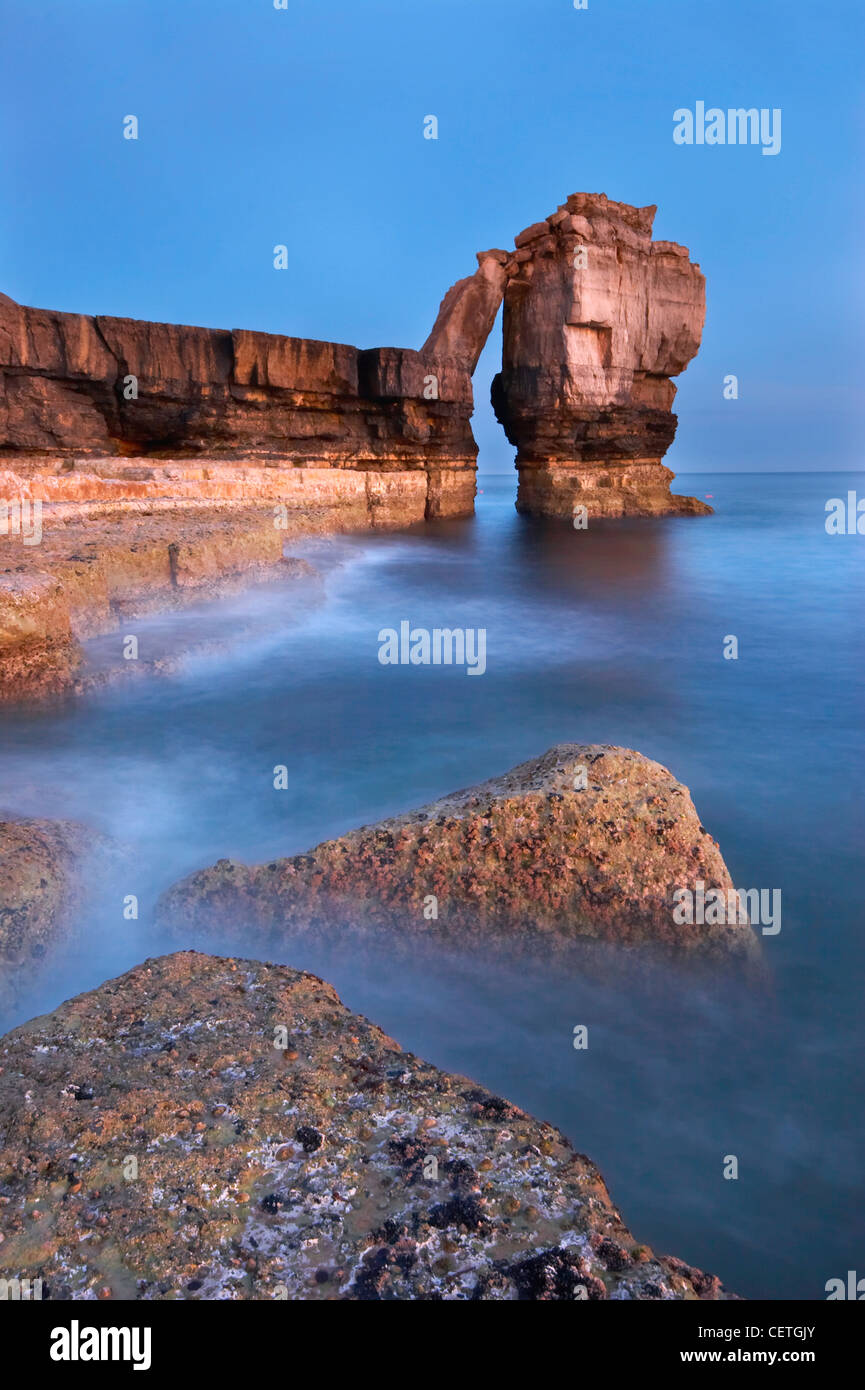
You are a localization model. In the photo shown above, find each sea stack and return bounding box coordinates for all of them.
[0,194,709,537]
[490,193,709,518]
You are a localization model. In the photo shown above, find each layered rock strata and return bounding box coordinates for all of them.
[489,193,709,517]
[158,744,757,958]
[0,273,482,698]
[0,950,736,1300]
[0,193,709,700]
[0,292,477,519]
[1,192,708,531]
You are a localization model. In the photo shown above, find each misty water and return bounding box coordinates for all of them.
[1,471,862,1300]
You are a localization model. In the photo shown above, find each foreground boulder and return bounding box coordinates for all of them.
[0,951,735,1300]
[158,744,757,957]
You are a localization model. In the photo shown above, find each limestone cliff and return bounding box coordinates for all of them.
[0,192,708,530]
[0,292,477,520]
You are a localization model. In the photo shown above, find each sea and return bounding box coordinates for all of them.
[1,469,862,1300]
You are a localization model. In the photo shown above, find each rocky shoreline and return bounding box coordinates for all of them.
[0,498,326,702]
[0,192,745,1302]
[0,191,712,704]
[0,742,753,1300]
[0,951,736,1300]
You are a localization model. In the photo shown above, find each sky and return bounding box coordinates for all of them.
[2,0,862,473]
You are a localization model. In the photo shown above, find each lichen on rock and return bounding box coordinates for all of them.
[0,951,737,1300]
[157,744,758,958]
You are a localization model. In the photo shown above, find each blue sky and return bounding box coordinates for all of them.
[2,0,862,472]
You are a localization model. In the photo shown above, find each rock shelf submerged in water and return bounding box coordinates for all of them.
[0,817,112,1014]
[0,950,737,1300]
[157,744,758,957]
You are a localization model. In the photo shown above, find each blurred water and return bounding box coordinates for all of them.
[0,470,862,1299]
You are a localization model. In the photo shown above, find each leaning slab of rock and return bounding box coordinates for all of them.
[0,951,735,1300]
[158,744,757,956]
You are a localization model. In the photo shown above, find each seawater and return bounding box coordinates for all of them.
[0,470,862,1300]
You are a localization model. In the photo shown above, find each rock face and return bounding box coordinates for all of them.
[0,291,477,520]
[0,950,736,1299]
[490,193,709,518]
[158,745,756,958]
[0,193,710,700]
[0,193,708,527]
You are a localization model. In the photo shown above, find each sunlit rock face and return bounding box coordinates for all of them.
[0,292,478,520]
[490,193,709,518]
[0,192,709,528]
